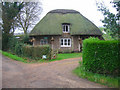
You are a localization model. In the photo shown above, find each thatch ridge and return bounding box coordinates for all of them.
[48,9,80,14]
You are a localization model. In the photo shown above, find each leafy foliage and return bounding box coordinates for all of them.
[99,27,114,40]
[23,45,51,60]
[2,2,24,50]
[2,2,24,34]
[82,37,120,77]
[97,1,120,40]
[7,36,24,56]
[20,34,32,45]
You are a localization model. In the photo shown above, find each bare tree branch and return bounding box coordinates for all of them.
[16,2,42,34]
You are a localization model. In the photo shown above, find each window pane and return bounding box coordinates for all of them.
[64,39,67,45]
[63,25,65,32]
[61,39,63,45]
[40,39,44,45]
[64,39,67,42]
[44,40,48,44]
[44,40,46,44]
[68,39,70,45]
[66,26,68,32]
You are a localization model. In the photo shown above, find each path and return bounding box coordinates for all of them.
[2,54,107,88]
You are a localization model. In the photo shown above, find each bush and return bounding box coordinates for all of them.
[15,42,24,56]
[23,45,51,60]
[7,36,24,56]
[82,37,120,77]
[21,34,33,45]
[7,36,51,60]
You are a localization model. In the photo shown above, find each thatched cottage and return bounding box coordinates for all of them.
[30,9,103,52]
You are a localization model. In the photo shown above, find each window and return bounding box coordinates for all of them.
[40,39,48,45]
[61,38,71,47]
[62,24,70,33]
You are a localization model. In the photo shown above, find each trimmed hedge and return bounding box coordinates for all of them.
[82,37,120,77]
[23,45,51,60]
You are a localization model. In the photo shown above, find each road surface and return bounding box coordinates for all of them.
[2,54,107,88]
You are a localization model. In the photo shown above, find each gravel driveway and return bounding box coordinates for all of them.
[2,53,107,88]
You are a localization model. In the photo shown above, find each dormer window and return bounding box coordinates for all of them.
[62,23,70,33]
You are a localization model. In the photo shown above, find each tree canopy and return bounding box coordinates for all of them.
[2,2,24,35]
[2,2,24,50]
[97,1,120,40]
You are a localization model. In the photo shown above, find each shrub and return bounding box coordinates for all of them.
[15,42,24,56]
[7,36,20,53]
[82,37,120,77]
[7,36,24,56]
[23,45,51,60]
[21,34,33,45]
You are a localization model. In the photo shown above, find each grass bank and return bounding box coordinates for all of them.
[73,62,119,88]
[0,50,82,63]
[0,50,28,63]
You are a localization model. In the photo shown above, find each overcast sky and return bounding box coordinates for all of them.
[14,0,117,34]
[41,0,116,27]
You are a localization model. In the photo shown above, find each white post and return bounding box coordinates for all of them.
[79,43,81,52]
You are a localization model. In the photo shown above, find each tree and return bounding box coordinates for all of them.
[96,1,120,40]
[2,2,24,35]
[2,2,24,50]
[16,2,42,34]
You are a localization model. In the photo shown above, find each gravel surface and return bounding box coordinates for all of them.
[2,53,107,88]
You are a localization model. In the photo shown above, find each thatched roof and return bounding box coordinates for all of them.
[30,9,102,36]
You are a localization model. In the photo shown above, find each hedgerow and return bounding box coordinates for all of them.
[82,37,120,77]
[7,36,51,60]
[23,45,51,60]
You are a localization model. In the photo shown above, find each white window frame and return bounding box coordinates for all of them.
[60,38,71,47]
[62,24,70,33]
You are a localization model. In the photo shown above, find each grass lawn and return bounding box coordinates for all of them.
[73,61,119,88]
[0,50,82,63]
[53,53,82,60]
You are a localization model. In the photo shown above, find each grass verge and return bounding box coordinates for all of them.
[29,53,82,63]
[0,50,82,63]
[51,53,82,60]
[0,50,28,63]
[73,62,119,88]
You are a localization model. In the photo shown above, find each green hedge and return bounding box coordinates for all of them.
[7,36,51,60]
[82,37,120,77]
[23,45,51,60]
